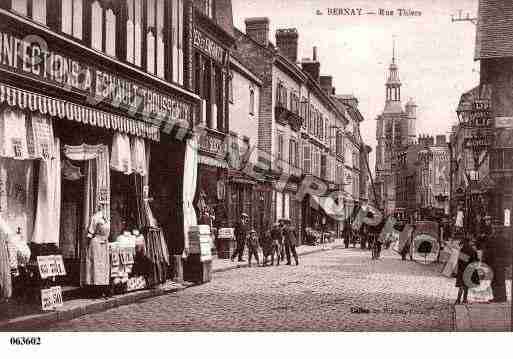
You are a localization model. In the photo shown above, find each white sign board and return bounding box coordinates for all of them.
[41,286,63,311]
[37,255,66,279]
[505,208,511,227]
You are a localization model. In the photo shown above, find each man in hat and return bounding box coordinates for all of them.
[231,213,249,262]
[282,219,299,265]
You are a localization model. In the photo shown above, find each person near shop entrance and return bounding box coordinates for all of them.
[455,237,480,305]
[247,229,260,267]
[231,213,250,262]
[83,200,111,298]
[343,218,351,248]
[281,219,299,265]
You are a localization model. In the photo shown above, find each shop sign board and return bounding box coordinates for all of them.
[126,276,147,292]
[199,132,225,155]
[192,27,226,64]
[37,255,66,279]
[0,31,193,124]
[41,286,63,311]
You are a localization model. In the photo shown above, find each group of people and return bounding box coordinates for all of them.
[230,214,300,267]
[342,216,387,260]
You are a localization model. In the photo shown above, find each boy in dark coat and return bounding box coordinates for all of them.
[231,213,249,262]
[247,229,260,267]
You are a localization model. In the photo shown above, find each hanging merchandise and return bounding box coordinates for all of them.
[111,133,132,174]
[0,108,29,160]
[62,159,83,181]
[183,136,199,256]
[32,137,61,245]
[27,113,54,160]
[130,137,147,176]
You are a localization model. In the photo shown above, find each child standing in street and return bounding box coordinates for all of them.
[247,229,260,267]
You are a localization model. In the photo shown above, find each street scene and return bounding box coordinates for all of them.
[0,0,512,334]
[47,247,455,331]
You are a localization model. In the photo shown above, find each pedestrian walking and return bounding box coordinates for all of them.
[231,213,250,262]
[247,229,260,267]
[455,237,480,305]
[282,219,299,265]
[343,218,351,248]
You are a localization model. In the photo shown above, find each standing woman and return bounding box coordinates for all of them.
[0,216,12,301]
[83,201,111,298]
[283,219,299,265]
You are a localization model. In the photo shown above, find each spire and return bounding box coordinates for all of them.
[392,36,396,65]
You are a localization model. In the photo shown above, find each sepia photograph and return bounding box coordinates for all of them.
[0,0,512,343]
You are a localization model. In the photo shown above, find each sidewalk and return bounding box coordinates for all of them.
[212,238,345,273]
[0,239,344,331]
[454,302,512,331]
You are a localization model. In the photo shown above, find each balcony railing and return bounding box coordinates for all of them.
[275,104,303,132]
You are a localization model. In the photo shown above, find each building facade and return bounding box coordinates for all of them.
[0,0,200,291]
[375,52,417,215]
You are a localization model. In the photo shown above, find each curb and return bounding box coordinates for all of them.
[0,243,344,331]
[0,282,193,331]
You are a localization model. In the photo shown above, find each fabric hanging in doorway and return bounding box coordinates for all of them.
[183,136,199,256]
[32,137,61,245]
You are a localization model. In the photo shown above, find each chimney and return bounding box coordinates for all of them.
[320,76,333,95]
[245,17,270,47]
[301,47,320,83]
[436,135,447,146]
[276,28,298,63]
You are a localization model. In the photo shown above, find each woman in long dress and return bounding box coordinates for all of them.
[83,202,111,297]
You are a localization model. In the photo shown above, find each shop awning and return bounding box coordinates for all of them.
[0,83,160,141]
[198,154,228,168]
[310,195,345,222]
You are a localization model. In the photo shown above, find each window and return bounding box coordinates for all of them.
[290,92,299,114]
[249,87,255,115]
[202,0,213,18]
[228,72,234,103]
[62,0,83,39]
[145,0,165,77]
[276,82,287,108]
[289,139,299,168]
[321,154,327,179]
[276,191,283,220]
[90,1,116,56]
[11,0,47,24]
[126,0,142,66]
[276,132,284,161]
[303,143,311,174]
[171,0,184,84]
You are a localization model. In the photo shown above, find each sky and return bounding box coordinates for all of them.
[232,0,479,171]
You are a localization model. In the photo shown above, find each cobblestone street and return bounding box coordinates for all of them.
[47,247,456,331]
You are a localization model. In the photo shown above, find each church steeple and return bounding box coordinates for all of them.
[386,37,401,102]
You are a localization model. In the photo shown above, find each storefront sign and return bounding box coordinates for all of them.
[192,28,225,64]
[199,132,225,155]
[37,255,66,279]
[41,286,63,311]
[126,276,147,292]
[0,31,192,124]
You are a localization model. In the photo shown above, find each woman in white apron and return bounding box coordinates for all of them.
[83,201,111,297]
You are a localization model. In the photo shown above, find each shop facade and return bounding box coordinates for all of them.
[0,2,199,309]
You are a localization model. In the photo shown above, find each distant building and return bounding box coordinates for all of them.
[375,46,417,215]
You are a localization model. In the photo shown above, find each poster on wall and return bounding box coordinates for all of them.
[41,286,63,311]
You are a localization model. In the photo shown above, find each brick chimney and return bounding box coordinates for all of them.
[245,17,269,47]
[301,47,320,83]
[320,76,334,95]
[276,28,299,63]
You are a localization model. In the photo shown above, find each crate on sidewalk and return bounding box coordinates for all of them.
[183,254,212,284]
[216,227,235,259]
